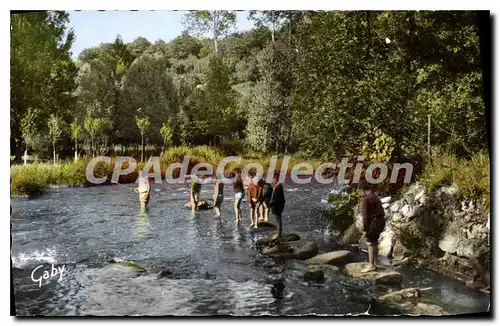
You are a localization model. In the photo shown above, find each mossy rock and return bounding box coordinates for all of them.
[107,261,147,275]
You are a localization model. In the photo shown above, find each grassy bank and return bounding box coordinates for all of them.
[10,146,325,196]
[420,150,490,210]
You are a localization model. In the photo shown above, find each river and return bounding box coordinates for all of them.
[11,182,490,316]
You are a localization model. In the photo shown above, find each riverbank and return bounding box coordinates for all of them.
[325,151,490,294]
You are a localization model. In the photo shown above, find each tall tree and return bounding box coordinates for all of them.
[70,120,82,161]
[48,114,64,164]
[160,121,173,156]
[11,11,76,161]
[135,108,151,162]
[121,53,178,144]
[127,36,151,58]
[182,11,236,53]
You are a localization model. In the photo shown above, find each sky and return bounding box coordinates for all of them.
[68,11,255,59]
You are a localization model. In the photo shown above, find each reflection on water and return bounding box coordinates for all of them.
[11,182,490,316]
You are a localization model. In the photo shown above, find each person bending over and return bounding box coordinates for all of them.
[359,181,386,273]
[190,175,202,213]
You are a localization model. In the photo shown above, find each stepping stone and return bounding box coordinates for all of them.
[248,221,277,233]
[307,250,353,266]
[262,240,318,260]
[344,262,402,286]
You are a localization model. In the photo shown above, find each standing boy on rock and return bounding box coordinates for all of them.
[359,181,386,273]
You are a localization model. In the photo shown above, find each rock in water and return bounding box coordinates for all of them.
[256,234,300,247]
[344,262,402,286]
[303,270,325,283]
[262,240,318,260]
[248,221,277,233]
[307,250,353,266]
[107,261,147,275]
[308,264,340,280]
[401,302,449,316]
[379,288,421,302]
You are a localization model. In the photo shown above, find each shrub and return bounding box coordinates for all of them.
[11,165,47,196]
[327,188,362,234]
[420,149,490,210]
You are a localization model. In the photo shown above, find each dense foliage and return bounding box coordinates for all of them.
[11,11,487,165]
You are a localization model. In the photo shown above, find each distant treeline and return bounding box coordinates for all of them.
[10,11,487,163]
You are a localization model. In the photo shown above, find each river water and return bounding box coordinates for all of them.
[11,182,490,316]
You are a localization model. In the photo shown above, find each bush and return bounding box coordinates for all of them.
[327,189,362,234]
[420,149,490,210]
[10,157,112,196]
[11,165,47,196]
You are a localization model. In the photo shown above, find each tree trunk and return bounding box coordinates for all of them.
[271,12,275,44]
[141,134,144,163]
[213,11,218,53]
[91,136,95,158]
[53,142,56,164]
[75,139,78,162]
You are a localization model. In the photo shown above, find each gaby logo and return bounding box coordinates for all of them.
[31,264,65,288]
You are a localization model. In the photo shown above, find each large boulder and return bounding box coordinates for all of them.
[307,250,353,266]
[262,240,318,260]
[344,262,402,286]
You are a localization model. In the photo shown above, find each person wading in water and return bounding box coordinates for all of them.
[138,170,152,212]
[269,173,285,239]
[359,181,386,273]
[212,173,224,217]
[233,169,245,223]
[190,174,202,213]
[247,170,261,228]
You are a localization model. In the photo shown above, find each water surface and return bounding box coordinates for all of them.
[11,182,490,316]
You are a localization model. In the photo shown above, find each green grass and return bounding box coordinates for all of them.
[420,149,490,210]
[10,157,112,196]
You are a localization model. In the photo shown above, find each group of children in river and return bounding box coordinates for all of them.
[186,169,286,238]
[136,168,387,273]
[137,168,286,238]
